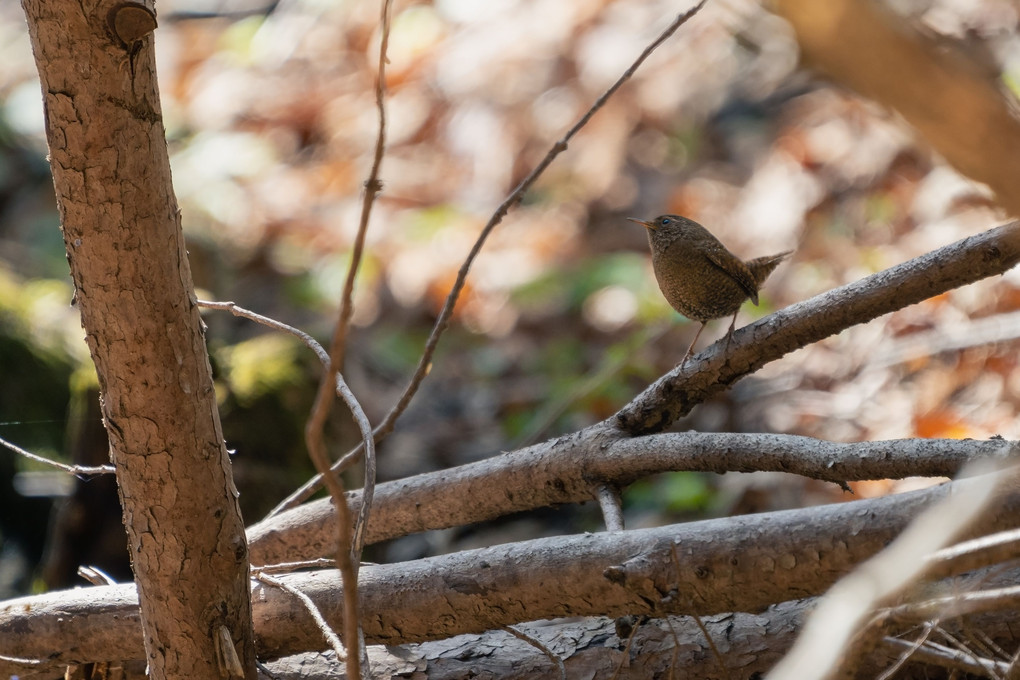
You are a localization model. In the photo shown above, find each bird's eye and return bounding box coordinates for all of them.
[660,217,671,226]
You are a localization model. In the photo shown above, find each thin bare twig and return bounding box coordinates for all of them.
[931,627,1003,677]
[923,526,1020,580]
[502,626,566,680]
[333,375,376,558]
[663,618,681,680]
[880,636,1009,677]
[251,558,338,574]
[196,300,329,365]
[880,584,1020,624]
[268,0,711,517]
[301,0,393,559]
[77,565,117,586]
[196,299,377,549]
[876,620,938,680]
[196,297,377,678]
[327,0,392,378]
[595,484,625,531]
[345,0,391,563]
[0,654,43,668]
[0,435,113,476]
[973,629,1009,663]
[195,302,377,507]
[255,572,347,663]
[298,0,392,675]
[193,303,375,526]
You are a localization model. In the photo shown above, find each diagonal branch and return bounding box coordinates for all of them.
[616,221,1020,434]
[0,435,113,477]
[369,0,710,445]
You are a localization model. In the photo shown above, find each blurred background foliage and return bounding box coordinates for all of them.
[2,0,1020,594]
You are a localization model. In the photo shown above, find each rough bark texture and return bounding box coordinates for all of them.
[248,431,1015,565]
[255,591,1020,680]
[20,1,256,677]
[260,610,802,680]
[7,477,1020,675]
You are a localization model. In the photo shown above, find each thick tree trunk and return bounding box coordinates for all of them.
[20,1,257,677]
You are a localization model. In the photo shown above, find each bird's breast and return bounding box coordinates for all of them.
[651,245,752,322]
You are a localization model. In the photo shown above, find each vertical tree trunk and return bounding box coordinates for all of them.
[20,1,257,677]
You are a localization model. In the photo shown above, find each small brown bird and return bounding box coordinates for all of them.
[628,214,790,365]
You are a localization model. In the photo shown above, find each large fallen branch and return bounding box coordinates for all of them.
[6,476,1020,674]
[260,609,808,680]
[248,432,1015,564]
[257,581,1020,680]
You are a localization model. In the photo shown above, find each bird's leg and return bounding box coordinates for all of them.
[724,311,739,351]
[679,322,706,367]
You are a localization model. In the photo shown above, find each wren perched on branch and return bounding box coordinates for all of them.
[628,214,790,365]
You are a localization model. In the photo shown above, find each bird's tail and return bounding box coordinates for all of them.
[747,251,792,287]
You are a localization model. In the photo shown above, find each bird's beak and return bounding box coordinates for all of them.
[627,217,656,231]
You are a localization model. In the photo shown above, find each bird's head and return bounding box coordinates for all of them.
[627,214,699,249]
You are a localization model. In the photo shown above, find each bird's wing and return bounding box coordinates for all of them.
[703,245,760,305]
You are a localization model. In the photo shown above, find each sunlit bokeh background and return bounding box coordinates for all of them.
[1,0,1019,594]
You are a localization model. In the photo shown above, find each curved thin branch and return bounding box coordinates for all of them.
[924,527,1020,581]
[197,300,329,365]
[254,572,347,664]
[370,0,710,444]
[266,0,710,517]
[196,298,376,672]
[326,0,392,380]
[297,2,393,670]
[502,626,566,680]
[0,435,113,476]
